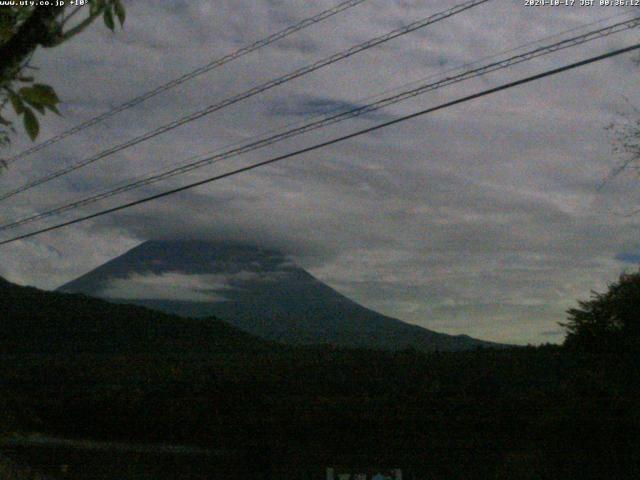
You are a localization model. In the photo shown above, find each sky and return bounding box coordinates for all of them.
[1,0,640,345]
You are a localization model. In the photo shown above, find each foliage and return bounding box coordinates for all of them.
[0,1,125,153]
[0,277,639,478]
[562,270,640,352]
[0,278,268,355]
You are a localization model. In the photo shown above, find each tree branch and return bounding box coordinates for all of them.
[61,5,83,26]
[55,8,104,45]
[0,6,64,83]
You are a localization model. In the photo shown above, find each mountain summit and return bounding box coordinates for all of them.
[59,240,498,351]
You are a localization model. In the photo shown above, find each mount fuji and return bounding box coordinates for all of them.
[59,240,499,351]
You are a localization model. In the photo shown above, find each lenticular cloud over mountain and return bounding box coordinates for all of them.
[59,239,500,351]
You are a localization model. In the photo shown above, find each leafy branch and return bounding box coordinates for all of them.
[0,0,125,151]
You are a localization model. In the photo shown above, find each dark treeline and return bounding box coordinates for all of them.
[0,275,639,478]
[2,347,638,479]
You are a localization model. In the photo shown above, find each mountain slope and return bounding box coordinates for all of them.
[0,276,267,354]
[59,240,500,351]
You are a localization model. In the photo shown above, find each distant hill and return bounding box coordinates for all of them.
[0,276,267,354]
[59,240,502,351]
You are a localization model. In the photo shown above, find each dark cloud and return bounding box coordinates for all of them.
[615,252,640,264]
[270,94,395,121]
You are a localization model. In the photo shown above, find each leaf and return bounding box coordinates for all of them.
[27,102,45,115]
[23,108,39,141]
[9,92,24,115]
[35,83,60,101]
[90,0,105,16]
[18,84,60,106]
[0,114,11,127]
[114,0,125,26]
[45,103,62,116]
[103,7,115,31]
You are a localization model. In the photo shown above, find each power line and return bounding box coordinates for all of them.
[352,10,634,113]
[3,16,639,232]
[1,42,638,247]
[0,0,490,203]
[3,0,372,166]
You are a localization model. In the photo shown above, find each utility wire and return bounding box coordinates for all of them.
[3,16,639,232]
[0,0,490,203]
[1,42,638,247]
[3,0,372,166]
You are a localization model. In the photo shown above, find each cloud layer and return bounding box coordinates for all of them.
[1,1,640,344]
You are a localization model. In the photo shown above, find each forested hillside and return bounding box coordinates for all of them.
[0,276,268,354]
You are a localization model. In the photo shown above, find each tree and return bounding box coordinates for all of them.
[0,0,125,150]
[561,271,640,352]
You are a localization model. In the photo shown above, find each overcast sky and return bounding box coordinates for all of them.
[1,0,640,344]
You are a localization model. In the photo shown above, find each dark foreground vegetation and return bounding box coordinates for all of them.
[1,274,639,479]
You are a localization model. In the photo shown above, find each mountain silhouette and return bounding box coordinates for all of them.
[59,240,500,351]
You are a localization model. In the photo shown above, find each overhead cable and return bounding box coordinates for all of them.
[3,16,638,232]
[3,0,372,165]
[0,0,491,202]
[1,42,638,246]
